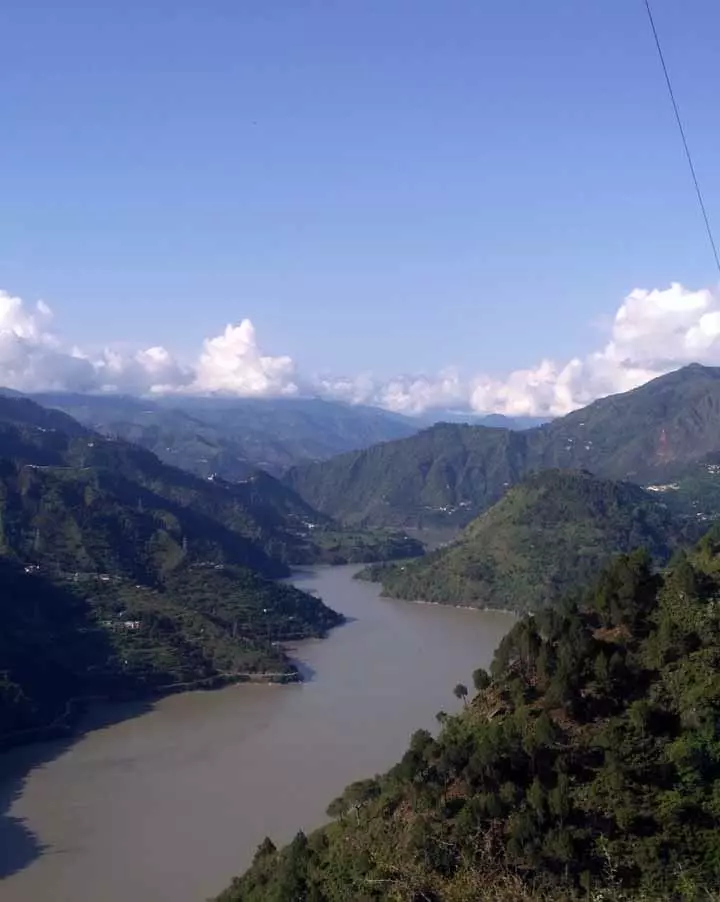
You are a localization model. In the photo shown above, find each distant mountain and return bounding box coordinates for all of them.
[529,363,720,482]
[285,422,525,528]
[420,410,548,430]
[361,470,686,612]
[30,393,420,477]
[285,365,720,528]
[0,394,423,575]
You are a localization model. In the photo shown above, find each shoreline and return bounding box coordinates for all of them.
[0,561,516,902]
[381,594,519,617]
[0,669,302,754]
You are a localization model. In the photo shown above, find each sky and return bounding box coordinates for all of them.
[2,0,720,415]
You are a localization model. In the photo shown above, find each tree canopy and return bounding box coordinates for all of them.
[218,534,720,901]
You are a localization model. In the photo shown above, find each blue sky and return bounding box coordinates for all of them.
[1,1,720,413]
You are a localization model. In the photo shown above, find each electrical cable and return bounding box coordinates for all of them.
[643,0,720,277]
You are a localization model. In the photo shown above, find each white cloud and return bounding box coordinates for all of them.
[0,289,298,398]
[0,290,97,392]
[85,345,192,395]
[190,320,298,396]
[0,282,719,415]
[315,367,467,414]
[466,283,720,417]
[315,283,720,417]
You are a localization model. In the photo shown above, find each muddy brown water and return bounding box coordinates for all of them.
[0,565,514,902]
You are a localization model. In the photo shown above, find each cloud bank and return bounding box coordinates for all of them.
[0,282,717,416]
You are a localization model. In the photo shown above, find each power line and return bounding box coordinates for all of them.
[643,0,720,277]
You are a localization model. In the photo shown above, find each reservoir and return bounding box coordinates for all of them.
[0,565,514,902]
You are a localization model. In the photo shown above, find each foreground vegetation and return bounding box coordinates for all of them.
[220,530,720,901]
[360,470,687,613]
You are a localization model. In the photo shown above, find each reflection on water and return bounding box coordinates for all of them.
[0,565,514,902]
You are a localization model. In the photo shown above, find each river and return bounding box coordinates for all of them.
[0,565,514,902]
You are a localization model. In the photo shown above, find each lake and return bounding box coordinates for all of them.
[0,565,514,902]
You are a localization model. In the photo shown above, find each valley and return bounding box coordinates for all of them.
[7,4,720,898]
[0,394,420,751]
[0,565,513,902]
[3,366,720,901]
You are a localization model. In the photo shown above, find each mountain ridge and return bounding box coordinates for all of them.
[0,393,424,576]
[284,365,720,528]
[361,469,688,612]
[28,392,421,478]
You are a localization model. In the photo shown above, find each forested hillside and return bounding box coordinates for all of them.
[284,422,526,527]
[362,470,686,612]
[0,396,356,750]
[285,365,720,528]
[221,533,720,901]
[0,395,423,576]
[0,560,342,747]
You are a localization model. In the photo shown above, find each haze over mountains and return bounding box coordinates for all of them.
[23,391,544,478]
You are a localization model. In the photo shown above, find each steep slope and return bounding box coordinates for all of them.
[363,470,684,612]
[0,459,289,579]
[0,397,350,751]
[284,423,530,527]
[0,395,425,580]
[220,540,720,901]
[285,365,720,528]
[31,393,420,476]
[0,394,386,576]
[530,363,720,481]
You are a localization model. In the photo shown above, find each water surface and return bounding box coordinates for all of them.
[0,565,513,902]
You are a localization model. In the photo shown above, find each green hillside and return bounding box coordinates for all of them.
[530,363,720,482]
[219,536,720,901]
[0,394,422,576]
[0,396,354,749]
[284,365,720,529]
[0,559,343,748]
[362,470,685,612]
[284,422,526,527]
[0,459,292,580]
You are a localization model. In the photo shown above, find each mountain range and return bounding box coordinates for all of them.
[284,364,720,528]
[0,394,418,746]
[24,391,546,479]
[7,362,720,751]
[28,393,420,478]
[0,393,425,580]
